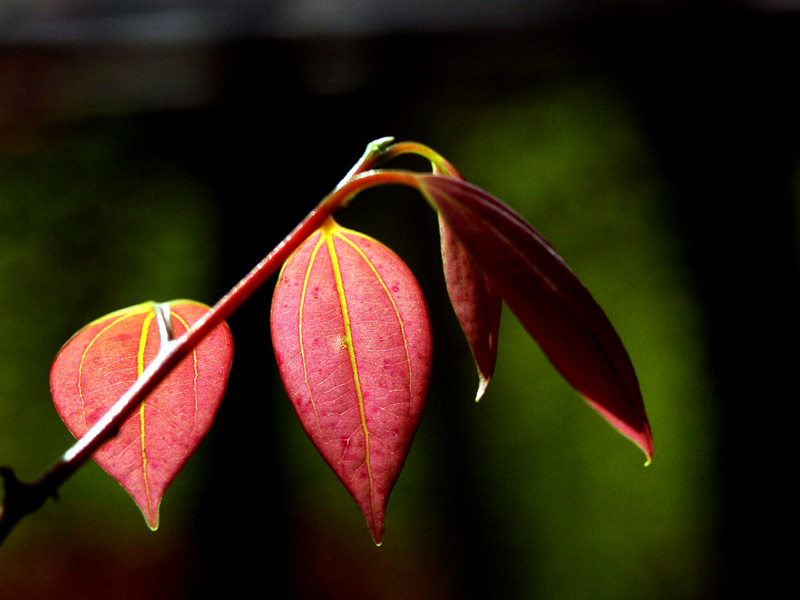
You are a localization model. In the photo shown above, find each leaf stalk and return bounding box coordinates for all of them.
[0,139,436,547]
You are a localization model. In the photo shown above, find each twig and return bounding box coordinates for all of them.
[0,140,429,547]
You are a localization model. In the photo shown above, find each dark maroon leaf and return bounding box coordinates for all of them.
[439,214,502,400]
[419,175,653,462]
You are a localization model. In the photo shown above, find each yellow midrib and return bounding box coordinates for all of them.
[78,309,147,431]
[335,230,413,415]
[137,310,155,518]
[296,219,414,531]
[325,226,375,519]
[136,308,196,525]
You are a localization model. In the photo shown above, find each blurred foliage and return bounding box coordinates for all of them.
[421,77,720,599]
[0,121,223,597]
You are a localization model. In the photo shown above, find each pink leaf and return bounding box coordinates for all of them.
[271,217,432,544]
[50,300,234,529]
[439,214,502,400]
[419,175,653,462]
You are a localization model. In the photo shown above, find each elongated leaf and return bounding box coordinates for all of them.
[439,214,502,400]
[419,175,653,462]
[271,217,432,544]
[50,300,234,529]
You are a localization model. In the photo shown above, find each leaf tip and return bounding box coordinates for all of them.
[632,417,654,466]
[143,505,160,531]
[475,375,491,402]
[581,390,653,466]
[640,430,654,467]
[625,420,654,466]
[368,517,385,546]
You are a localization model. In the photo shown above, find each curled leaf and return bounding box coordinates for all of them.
[439,214,502,400]
[419,175,653,462]
[50,300,234,529]
[271,217,432,544]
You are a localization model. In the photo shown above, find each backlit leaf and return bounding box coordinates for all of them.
[271,217,432,544]
[439,214,502,400]
[50,300,233,529]
[419,175,653,462]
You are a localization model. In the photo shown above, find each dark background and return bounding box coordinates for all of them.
[1,1,797,598]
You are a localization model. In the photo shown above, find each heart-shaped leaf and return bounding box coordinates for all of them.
[419,175,653,462]
[271,217,432,544]
[50,300,234,529]
[439,214,502,400]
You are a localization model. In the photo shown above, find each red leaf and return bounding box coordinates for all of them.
[271,217,432,544]
[50,300,233,529]
[439,214,502,400]
[420,175,653,462]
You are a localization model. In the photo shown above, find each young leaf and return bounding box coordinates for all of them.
[419,175,653,462]
[50,300,233,529]
[271,217,432,545]
[439,214,502,400]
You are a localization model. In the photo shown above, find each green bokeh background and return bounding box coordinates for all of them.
[1,6,797,600]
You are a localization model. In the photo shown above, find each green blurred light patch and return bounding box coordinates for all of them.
[427,77,720,599]
[0,120,222,595]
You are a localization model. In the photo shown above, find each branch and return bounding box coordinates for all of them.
[0,139,428,547]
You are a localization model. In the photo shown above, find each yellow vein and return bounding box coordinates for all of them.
[137,310,156,517]
[77,305,151,431]
[298,233,326,432]
[326,226,376,520]
[336,231,413,416]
